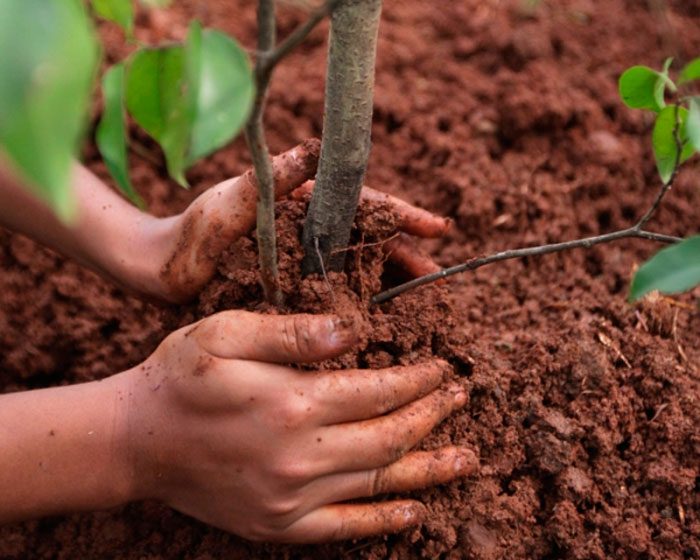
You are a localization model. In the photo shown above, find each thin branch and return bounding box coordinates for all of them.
[637,104,683,229]
[244,0,336,305]
[245,0,282,305]
[373,106,687,304]
[262,0,339,71]
[372,228,679,304]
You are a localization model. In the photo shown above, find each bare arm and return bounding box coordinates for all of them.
[0,376,132,523]
[0,157,170,297]
[0,143,449,303]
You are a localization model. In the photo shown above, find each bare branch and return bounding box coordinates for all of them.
[262,0,338,71]
[245,0,335,304]
[245,0,282,305]
[372,228,679,304]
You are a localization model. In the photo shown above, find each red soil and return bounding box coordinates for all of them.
[1,0,699,558]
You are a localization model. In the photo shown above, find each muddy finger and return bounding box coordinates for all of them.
[289,183,451,239]
[318,383,468,472]
[275,500,426,543]
[385,233,443,278]
[312,361,449,424]
[311,446,478,505]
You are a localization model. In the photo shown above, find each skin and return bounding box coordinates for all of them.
[0,144,475,542]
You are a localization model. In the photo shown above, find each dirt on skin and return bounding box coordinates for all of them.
[1,0,700,558]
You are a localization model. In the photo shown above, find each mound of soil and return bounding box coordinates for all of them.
[1,0,699,559]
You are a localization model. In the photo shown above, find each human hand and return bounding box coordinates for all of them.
[150,140,450,303]
[119,311,477,543]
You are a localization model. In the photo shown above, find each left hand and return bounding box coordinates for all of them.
[152,141,450,303]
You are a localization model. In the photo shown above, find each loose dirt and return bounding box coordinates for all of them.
[1,0,699,558]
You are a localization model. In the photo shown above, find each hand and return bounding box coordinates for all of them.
[152,140,450,303]
[120,311,477,543]
[0,144,449,305]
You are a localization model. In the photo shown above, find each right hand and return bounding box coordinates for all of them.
[118,311,477,543]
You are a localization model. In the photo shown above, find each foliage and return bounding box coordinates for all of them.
[0,0,99,220]
[114,22,254,188]
[619,58,700,300]
[630,236,700,300]
[0,0,253,217]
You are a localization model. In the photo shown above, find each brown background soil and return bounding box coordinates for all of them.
[1,0,699,558]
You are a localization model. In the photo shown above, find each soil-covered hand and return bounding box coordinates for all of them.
[120,311,476,543]
[0,143,449,304]
[291,182,452,279]
[155,141,451,303]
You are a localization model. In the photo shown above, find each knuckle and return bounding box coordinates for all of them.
[261,495,302,518]
[368,467,389,496]
[277,397,313,431]
[269,456,312,484]
[281,315,314,356]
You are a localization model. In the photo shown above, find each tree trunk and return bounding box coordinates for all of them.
[301,0,382,275]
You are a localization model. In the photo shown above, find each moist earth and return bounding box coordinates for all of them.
[1,0,699,558]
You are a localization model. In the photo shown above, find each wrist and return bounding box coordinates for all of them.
[102,213,177,300]
[114,362,173,504]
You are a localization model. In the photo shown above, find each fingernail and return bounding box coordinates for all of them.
[454,448,478,475]
[328,316,357,347]
[402,503,425,523]
[447,383,467,407]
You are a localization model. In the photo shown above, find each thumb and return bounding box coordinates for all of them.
[159,140,321,302]
[197,311,358,363]
[202,137,321,241]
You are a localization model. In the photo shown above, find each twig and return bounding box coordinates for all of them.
[372,227,680,304]
[262,0,338,71]
[245,0,281,305]
[244,0,335,305]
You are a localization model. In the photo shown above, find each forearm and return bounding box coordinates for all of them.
[0,375,134,523]
[0,156,173,296]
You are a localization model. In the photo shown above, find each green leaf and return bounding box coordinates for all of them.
[96,65,144,207]
[91,0,134,36]
[125,23,253,186]
[687,97,700,152]
[679,57,700,84]
[125,43,191,185]
[188,29,255,163]
[0,0,100,220]
[652,106,694,183]
[619,66,666,112]
[630,236,700,300]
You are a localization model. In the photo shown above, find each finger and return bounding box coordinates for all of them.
[312,361,449,424]
[314,447,478,504]
[196,310,357,363]
[320,384,468,472]
[209,138,322,237]
[276,500,426,543]
[358,188,452,238]
[291,183,451,238]
[384,233,442,278]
